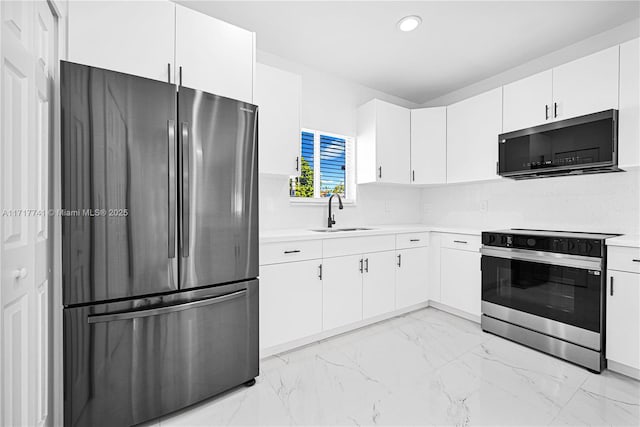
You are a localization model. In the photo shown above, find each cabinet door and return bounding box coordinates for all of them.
[606,270,640,369]
[175,5,254,102]
[552,46,619,121]
[377,100,411,184]
[410,107,446,184]
[441,248,481,316]
[68,1,174,82]
[259,260,322,349]
[502,70,553,132]
[255,63,301,175]
[396,247,429,309]
[619,38,640,168]
[446,88,502,184]
[362,251,396,318]
[323,255,363,330]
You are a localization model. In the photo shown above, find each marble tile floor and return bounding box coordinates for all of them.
[153,308,639,426]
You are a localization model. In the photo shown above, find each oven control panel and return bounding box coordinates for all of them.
[481,231,603,257]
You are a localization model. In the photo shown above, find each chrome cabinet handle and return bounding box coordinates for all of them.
[88,290,247,324]
[410,239,420,242]
[359,258,363,273]
[454,240,468,244]
[181,122,190,257]
[610,276,614,296]
[397,254,401,268]
[283,250,300,254]
[168,120,176,259]
[364,258,369,273]
[632,259,640,263]
[318,264,322,280]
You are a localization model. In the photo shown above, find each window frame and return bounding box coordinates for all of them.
[289,128,356,205]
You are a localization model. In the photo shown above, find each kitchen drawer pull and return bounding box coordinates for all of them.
[283,250,301,254]
[632,259,640,263]
[88,290,246,324]
[454,240,468,244]
[410,239,420,242]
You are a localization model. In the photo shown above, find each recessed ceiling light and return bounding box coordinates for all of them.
[397,15,422,32]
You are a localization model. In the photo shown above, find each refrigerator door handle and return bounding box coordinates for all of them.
[181,121,190,257]
[87,290,247,324]
[168,120,176,258]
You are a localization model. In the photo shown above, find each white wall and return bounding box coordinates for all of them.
[257,50,423,231]
[421,168,640,235]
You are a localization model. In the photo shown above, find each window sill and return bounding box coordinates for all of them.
[289,198,356,206]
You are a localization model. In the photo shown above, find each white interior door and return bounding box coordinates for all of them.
[1,1,54,426]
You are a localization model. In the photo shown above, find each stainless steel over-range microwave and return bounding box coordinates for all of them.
[498,109,620,179]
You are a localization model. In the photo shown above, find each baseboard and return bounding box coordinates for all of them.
[260,301,429,359]
[607,360,640,380]
[428,300,481,324]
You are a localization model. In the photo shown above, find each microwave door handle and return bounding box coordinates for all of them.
[87,290,247,324]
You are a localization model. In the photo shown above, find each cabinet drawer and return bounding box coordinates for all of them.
[260,240,322,265]
[440,233,481,252]
[323,235,395,258]
[396,232,429,249]
[608,246,640,274]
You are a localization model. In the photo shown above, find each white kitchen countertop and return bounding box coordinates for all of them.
[606,234,640,248]
[260,224,481,243]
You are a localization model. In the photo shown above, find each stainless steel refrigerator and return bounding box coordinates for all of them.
[60,61,259,427]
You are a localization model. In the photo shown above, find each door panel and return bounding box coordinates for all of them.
[178,88,258,289]
[61,62,178,305]
[442,248,481,316]
[396,247,429,309]
[376,100,410,184]
[259,260,322,349]
[322,255,363,330]
[503,70,553,132]
[410,107,446,184]
[362,251,395,318]
[64,280,258,427]
[606,271,640,369]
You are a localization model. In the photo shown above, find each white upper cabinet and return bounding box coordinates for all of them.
[618,38,640,168]
[68,1,175,82]
[357,99,411,184]
[410,107,447,184]
[446,88,502,183]
[552,46,619,121]
[175,5,254,103]
[502,70,553,133]
[255,63,301,175]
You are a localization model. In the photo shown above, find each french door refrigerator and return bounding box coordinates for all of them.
[60,61,259,427]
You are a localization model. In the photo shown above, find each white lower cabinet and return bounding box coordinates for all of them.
[440,247,481,316]
[396,247,429,309]
[362,251,396,318]
[259,260,322,349]
[322,255,364,330]
[606,270,640,371]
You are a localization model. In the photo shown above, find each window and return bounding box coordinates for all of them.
[289,129,355,201]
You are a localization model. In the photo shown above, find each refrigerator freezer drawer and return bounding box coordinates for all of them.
[63,280,259,427]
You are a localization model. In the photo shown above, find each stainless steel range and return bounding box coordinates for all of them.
[480,229,618,372]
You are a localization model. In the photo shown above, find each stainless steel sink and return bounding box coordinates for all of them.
[310,227,373,233]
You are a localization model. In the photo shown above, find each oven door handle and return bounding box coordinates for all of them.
[480,247,602,271]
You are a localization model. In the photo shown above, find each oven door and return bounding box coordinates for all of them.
[481,247,603,335]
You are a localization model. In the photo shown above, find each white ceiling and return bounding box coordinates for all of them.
[177,1,640,104]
